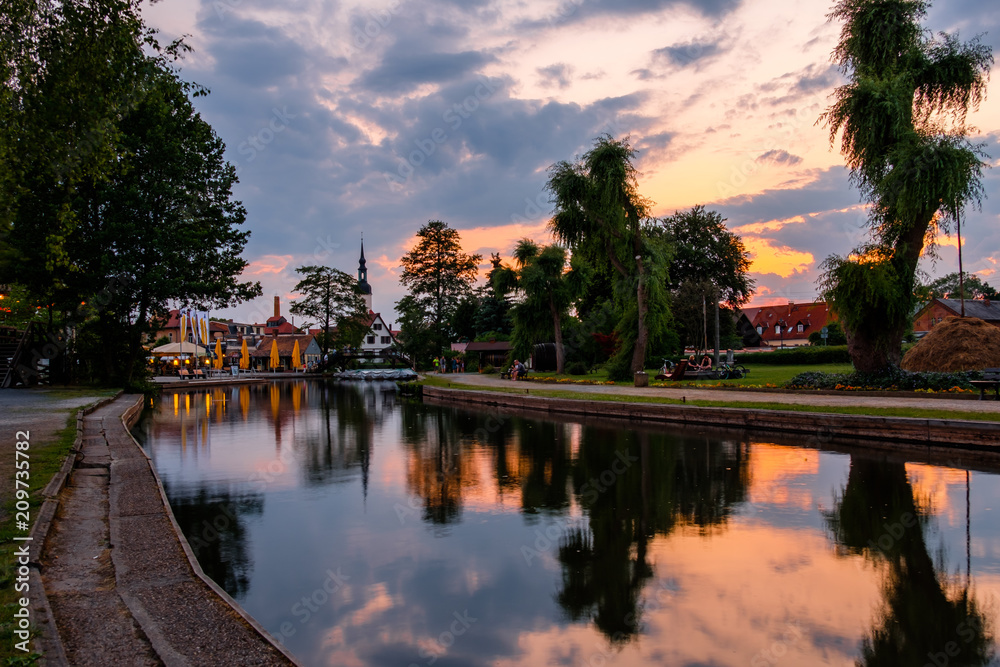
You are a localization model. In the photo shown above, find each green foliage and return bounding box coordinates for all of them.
[566,361,589,375]
[916,271,999,302]
[788,366,979,391]
[819,0,992,372]
[399,220,481,353]
[656,205,754,308]
[289,265,368,358]
[547,135,671,375]
[808,321,848,346]
[747,345,853,365]
[494,239,584,373]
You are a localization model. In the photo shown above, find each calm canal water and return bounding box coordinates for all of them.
[133,380,1000,666]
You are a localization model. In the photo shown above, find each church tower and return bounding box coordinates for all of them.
[358,240,373,311]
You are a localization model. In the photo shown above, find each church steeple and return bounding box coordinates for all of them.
[358,238,372,310]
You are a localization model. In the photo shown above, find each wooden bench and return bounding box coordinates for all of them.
[177,369,191,380]
[499,367,529,380]
[971,368,1000,401]
[193,369,206,379]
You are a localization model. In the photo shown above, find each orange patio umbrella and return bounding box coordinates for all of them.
[291,339,301,370]
[213,338,223,369]
[269,338,280,370]
[239,338,249,370]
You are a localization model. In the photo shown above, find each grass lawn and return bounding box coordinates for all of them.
[520,363,855,388]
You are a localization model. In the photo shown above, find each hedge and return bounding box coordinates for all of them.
[736,345,852,365]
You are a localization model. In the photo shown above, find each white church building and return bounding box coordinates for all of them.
[355,241,399,359]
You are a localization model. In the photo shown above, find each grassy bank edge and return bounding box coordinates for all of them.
[418,376,1000,423]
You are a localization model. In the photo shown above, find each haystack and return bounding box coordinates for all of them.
[901,316,1000,372]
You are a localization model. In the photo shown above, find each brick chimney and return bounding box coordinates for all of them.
[274,295,280,319]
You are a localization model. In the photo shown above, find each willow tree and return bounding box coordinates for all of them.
[819,0,992,372]
[547,135,670,379]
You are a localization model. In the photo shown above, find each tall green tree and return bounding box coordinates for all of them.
[658,205,754,307]
[290,266,369,362]
[68,60,260,384]
[916,272,998,303]
[818,0,992,372]
[493,239,583,374]
[398,220,481,355]
[547,135,671,378]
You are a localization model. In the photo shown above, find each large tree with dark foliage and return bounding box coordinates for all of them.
[290,266,368,362]
[398,220,481,358]
[547,135,671,379]
[1,1,260,386]
[818,0,992,372]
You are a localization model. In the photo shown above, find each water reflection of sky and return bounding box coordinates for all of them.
[133,381,1000,667]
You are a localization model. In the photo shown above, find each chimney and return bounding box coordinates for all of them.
[274,295,280,319]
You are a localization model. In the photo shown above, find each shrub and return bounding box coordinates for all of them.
[787,367,979,391]
[567,361,588,375]
[481,364,496,374]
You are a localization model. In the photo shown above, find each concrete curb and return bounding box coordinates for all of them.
[422,386,1000,450]
[116,397,303,667]
[31,390,122,667]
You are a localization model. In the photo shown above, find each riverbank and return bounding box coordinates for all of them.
[423,375,1000,451]
[32,394,298,666]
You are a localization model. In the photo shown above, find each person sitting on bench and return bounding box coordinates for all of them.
[511,360,523,380]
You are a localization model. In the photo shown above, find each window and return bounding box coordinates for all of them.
[756,326,763,335]
[168,332,173,341]
[367,335,375,344]
[381,336,391,344]
[373,323,382,331]
[797,324,804,333]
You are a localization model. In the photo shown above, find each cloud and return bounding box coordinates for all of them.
[526,0,744,29]
[756,149,803,166]
[652,38,727,68]
[537,63,574,89]
[359,49,497,94]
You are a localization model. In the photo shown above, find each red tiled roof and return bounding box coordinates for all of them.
[743,302,837,343]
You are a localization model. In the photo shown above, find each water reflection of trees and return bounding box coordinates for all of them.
[557,428,749,643]
[298,382,376,489]
[164,483,263,600]
[827,456,994,666]
[400,404,752,641]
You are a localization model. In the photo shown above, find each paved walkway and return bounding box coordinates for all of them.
[41,397,295,666]
[439,373,1000,417]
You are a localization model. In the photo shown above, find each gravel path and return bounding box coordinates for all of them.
[440,373,1000,416]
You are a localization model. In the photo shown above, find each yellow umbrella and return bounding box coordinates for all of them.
[213,338,223,370]
[240,338,249,370]
[269,338,280,370]
[291,339,301,370]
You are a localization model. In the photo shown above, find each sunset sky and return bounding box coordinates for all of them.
[142,0,1000,324]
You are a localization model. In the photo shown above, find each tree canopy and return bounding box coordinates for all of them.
[290,265,369,361]
[547,135,671,379]
[493,239,585,374]
[916,272,998,303]
[819,0,992,372]
[398,220,481,364]
[1,1,260,386]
